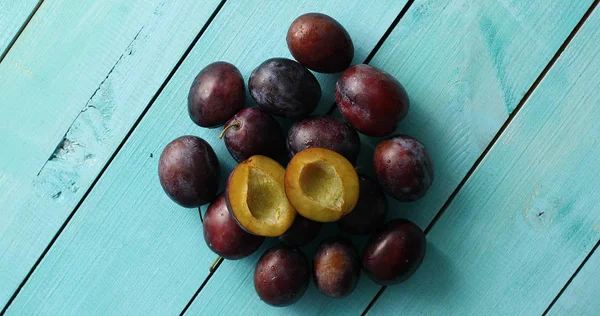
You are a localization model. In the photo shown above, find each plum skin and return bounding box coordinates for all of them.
[374,135,434,202]
[313,237,360,298]
[279,215,322,247]
[254,245,310,307]
[362,219,426,285]
[287,13,354,73]
[287,116,360,164]
[338,174,388,234]
[249,58,321,119]
[222,107,286,163]
[335,64,409,137]
[158,136,220,207]
[188,61,245,128]
[203,193,264,260]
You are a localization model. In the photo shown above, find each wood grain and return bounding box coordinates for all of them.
[186,0,593,315]
[369,5,600,315]
[547,247,600,315]
[4,0,407,314]
[0,0,40,58]
[0,0,222,308]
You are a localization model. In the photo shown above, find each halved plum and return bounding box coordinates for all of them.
[226,155,296,237]
[284,148,359,222]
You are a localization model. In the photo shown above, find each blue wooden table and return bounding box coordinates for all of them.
[1,0,599,315]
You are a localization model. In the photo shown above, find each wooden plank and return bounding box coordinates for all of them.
[0,0,222,307]
[369,5,600,315]
[4,0,408,314]
[186,0,593,315]
[547,246,600,315]
[0,0,40,58]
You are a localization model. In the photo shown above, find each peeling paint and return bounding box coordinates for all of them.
[36,26,146,178]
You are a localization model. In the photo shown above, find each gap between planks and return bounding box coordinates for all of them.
[543,230,600,314]
[361,0,600,314]
[179,0,417,313]
[0,0,228,313]
[0,0,44,64]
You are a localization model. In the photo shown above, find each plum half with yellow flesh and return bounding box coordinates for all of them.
[284,148,359,222]
[226,155,296,237]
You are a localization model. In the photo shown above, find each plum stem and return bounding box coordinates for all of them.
[209,256,222,272]
[218,122,240,139]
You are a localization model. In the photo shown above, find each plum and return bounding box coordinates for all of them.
[285,148,359,222]
[249,58,321,119]
[227,155,296,237]
[335,64,409,137]
[279,215,322,247]
[374,135,433,202]
[220,107,286,163]
[203,193,264,259]
[158,136,219,207]
[338,174,388,234]
[254,245,310,306]
[287,116,360,164]
[188,62,244,127]
[313,237,360,298]
[287,13,354,73]
[362,219,426,285]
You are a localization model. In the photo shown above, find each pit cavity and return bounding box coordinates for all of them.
[246,167,285,222]
[299,160,343,209]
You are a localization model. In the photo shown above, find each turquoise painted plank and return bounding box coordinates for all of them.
[0,0,222,307]
[187,0,593,315]
[370,6,600,315]
[0,0,39,57]
[5,0,407,314]
[548,247,600,315]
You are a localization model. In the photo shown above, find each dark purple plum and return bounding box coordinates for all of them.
[338,174,388,234]
[287,116,360,164]
[220,107,286,163]
[203,193,264,259]
[362,219,426,285]
[336,64,409,137]
[188,62,245,128]
[287,13,354,73]
[249,58,321,119]
[279,215,322,247]
[254,245,310,307]
[158,136,220,207]
[374,135,434,202]
[313,237,360,298]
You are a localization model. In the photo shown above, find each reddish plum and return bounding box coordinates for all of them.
[287,116,360,164]
[287,13,354,73]
[335,64,409,137]
[221,107,286,163]
[313,237,360,298]
[203,193,264,259]
[188,62,244,128]
[374,135,434,202]
[158,136,219,207]
[254,245,310,306]
[362,219,426,285]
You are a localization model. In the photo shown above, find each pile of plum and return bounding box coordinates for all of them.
[158,13,434,306]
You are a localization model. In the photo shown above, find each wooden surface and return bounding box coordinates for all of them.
[548,248,600,315]
[188,1,595,315]
[1,0,599,315]
[369,5,600,314]
[0,0,40,57]
[0,0,221,307]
